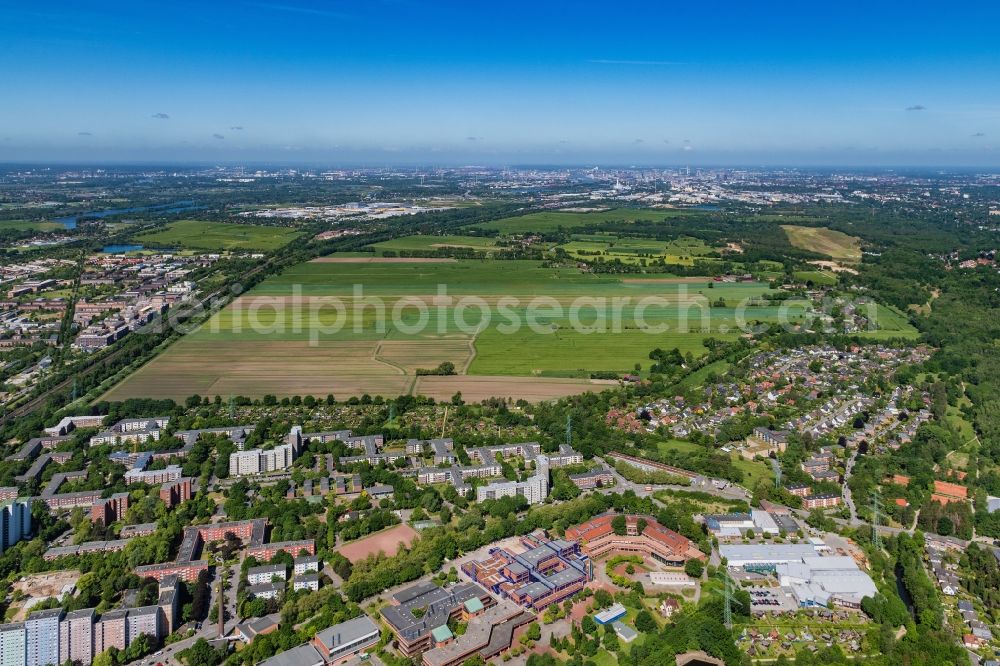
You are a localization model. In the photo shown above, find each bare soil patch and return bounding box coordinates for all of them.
[413,375,615,403]
[375,339,474,374]
[99,339,413,401]
[808,260,859,275]
[336,523,419,563]
[10,570,80,620]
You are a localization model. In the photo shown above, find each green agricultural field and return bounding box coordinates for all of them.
[782,225,862,263]
[133,220,301,251]
[751,214,822,222]
[100,257,911,402]
[793,269,838,286]
[474,208,684,234]
[556,234,717,266]
[102,257,781,401]
[259,259,771,299]
[0,220,65,232]
[468,325,739,377]
[367,234,499,253]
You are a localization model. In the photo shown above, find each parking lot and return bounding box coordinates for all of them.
[747,586,799,613]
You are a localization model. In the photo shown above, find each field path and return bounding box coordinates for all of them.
[372,340,407,375]
[459,333,479,374]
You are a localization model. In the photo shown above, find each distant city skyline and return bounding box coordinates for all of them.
[1,0,998,166]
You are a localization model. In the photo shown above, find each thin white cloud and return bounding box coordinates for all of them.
[252,2,351,19]
[588,59,683,66]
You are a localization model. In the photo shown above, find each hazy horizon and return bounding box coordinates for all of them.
[3,158,1000,171]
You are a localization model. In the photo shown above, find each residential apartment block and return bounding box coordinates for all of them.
[0,498,32,555]
[88,417,170,447]
[229,426,303,477]
[476,458,549,505]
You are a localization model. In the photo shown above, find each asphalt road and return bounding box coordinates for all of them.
[594,455,751,502]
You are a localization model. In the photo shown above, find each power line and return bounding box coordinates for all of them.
[723,572,734,631]
[871,489,883,550]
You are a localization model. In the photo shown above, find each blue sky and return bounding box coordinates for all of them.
[1,0,998,166]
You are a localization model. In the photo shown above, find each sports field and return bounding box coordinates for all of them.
[133,219,302,251]
[782,225,862,263]
[100,258,818,402]
[336,523,419,563]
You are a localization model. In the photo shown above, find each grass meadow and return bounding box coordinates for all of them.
[782,225,862,263]
[133,219,302,251]
[0,220,65,232]
[472,208,689,234]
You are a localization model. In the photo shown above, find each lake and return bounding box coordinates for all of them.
[102,244,144,254]
[55,200,201,229]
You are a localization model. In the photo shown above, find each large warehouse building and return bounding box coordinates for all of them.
[720,544,877,609]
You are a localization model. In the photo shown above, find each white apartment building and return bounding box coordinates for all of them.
[248,564,287,586]
[0,623,25,666]
[476,459,549,505]
[293,574,320,592]
[293,556,320,576]
[229,426,303,477]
